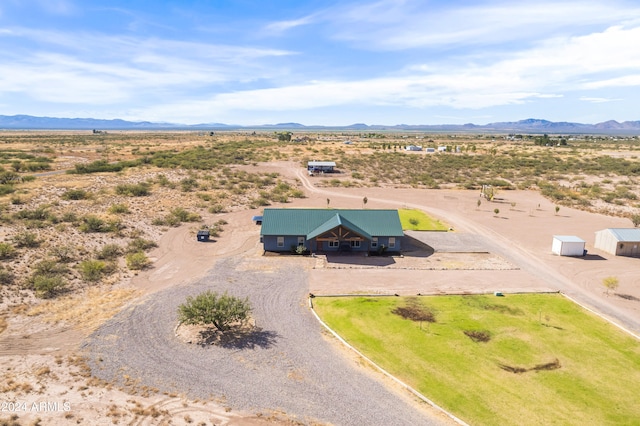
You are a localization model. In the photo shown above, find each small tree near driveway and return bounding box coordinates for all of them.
[178,291,251,332]
[602,276,619,296]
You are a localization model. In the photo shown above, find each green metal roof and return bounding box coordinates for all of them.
[260,208,404,238]
[306,213,373,240]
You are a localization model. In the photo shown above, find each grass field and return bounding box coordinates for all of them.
[313,294,640,425]
[398,208,449,231]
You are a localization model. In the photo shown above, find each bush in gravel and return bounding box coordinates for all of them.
[115,183,150,197]
[96,244,122,260]
[32,275,67,298]
[28,260,69,298]
[48,245,76,263]
[208,204,226,214]
[0,266,15,285]
[170,207,201,223]
[61,211,79,223]
[178,291,251,332]
[78,259,109,282]
[31,259,68,277]
[0,242,17,259]
[11,231,41,248]
[126,238,157,253]
[62,189,91,200]
[79,215,122,233]
[108,203,130,214]
[126,251,151,270]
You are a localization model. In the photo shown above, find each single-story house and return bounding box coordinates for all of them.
[307,161,336,173]
[260,208,404,253]
[405,145,423,151]
[594,228,640,257]
[551,235,586,256]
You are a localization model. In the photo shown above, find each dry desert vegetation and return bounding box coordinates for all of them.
[1,130,640,425]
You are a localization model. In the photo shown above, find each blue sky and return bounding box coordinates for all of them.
[1,0,639,125]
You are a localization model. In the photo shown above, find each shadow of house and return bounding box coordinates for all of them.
[401,234,435,258]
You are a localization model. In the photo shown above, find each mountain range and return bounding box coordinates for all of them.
[1,115,640,134]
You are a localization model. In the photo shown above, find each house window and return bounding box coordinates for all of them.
[328,240,339,248]
[350,240,361,248]
[297,236,305,246]
[371,237,378,248]
[388,237,396,248]
[277,236,284,247]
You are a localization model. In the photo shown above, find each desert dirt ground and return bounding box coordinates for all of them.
[2,160,640,425]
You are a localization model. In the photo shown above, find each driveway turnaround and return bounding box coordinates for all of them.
[84,257,445,425]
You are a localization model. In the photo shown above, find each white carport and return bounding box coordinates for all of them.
[552,235,586,256]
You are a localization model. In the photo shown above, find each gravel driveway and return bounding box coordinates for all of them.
[83,257,444,425]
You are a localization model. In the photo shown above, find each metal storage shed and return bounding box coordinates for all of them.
[594,228,640,257]
[551,235,586,256]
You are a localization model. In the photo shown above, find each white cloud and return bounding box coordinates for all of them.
[264,15,316,34]
[580,97,622,103]
[132,21,640,123]
[313,0,640,50]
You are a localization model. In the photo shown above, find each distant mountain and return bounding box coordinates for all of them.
[0,115,235,130]
[1,114,640,134]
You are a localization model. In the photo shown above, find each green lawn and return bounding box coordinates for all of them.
[313,294,640,425]
[398,208,449,231]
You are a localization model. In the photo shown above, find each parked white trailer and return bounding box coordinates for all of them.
[552,235,586,256]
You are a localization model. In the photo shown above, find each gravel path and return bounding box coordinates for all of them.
[83,257,445,425]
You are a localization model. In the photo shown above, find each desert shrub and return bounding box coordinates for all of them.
[13,205,52,221]
[32,259,68,276]
[290,189,305,198]
[32,275,67,298]
[0,184,16,196]
[96,244,122,260]
[180,177,199,192]
[69,159,140,174]
[61,211,78,223]
[0,170,20,184]
[127,238,157,253]
[126,252,151,270]
[108,203,130,214]
[61,189,90,200]
[48,245,76,263]
[151,217,169,226]
[115,183,150,197]
[11,231,41,248]
[253,197,270,207]
[0,242,17,259]
[209,204,226,214]
[78,260,107,282]
[170,207,201,223]
[79,215,109,233]
[0,267,15,285]
[156,174,172,187]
